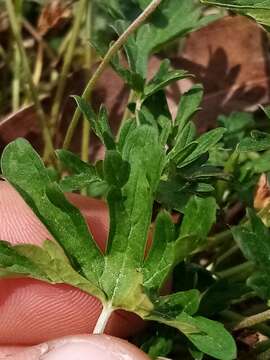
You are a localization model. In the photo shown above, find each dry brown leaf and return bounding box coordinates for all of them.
[37,0,73,36]
[254,174,270,211]
[0,67,127,160]
[170,15,270,131]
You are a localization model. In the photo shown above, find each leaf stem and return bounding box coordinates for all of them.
[50,0,87,131]
[217,261,254,279]
[5,0,55,161]
[12,0,22,111]
[215,244,239,268]
[93,304,114,334]
[63,0,163,150]
[81,0,93,164]
[207,229,232,249]
[234,308,270,331]
[221,310,270,338]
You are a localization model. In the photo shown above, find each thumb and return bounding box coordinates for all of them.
[0,335,150,360]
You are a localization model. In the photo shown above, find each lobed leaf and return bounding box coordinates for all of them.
[1,139,104,285]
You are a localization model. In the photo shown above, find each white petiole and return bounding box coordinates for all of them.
[93,303,114,334]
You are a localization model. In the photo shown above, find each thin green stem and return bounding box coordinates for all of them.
[50,0,87,131]
[11,0,22,111]
[207,229,232,249]
[12,43,21,110]
[234,308,270,331]
[221,310,270,338]
[217,261,254,279]
[5,0,55,161]
[63,0,163,150]
[215,244,239,268]
[81,0,93,165]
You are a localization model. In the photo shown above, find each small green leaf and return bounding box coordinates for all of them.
[56,149,95,175]
[104,150,130,187]
[180,196,216,239]
[143,211,176,290]
[0,240,47,280]
[57,149,108,195]
[261,105,270,119]
[148,311,236,360]
[175,84,204,129]
[143,60,188,100]
[179,128,226,168]
[218,112,255,148]
[175,196,217,262]
[199,280,250,316]
[117,118,137,152]
[238,131,270,152]
[151,290,201,317]
[73,97,115,149]
[109,1,213,80]
[168,127,197,165]
[189,346,204,360]
[59,173,108,195]
[232,210,270,299]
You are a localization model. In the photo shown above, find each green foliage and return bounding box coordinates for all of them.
[238,131,270,152]
[1,1,254,358]
[1,139,104,286]
[0,134,236,359]
[201,0,270,27]
[57,149,108,196]
[232,210,270,299]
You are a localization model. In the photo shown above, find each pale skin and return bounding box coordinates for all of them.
[0,182,150,359]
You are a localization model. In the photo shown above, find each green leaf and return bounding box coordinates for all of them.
[238,130,270,152]
[175,84,204,129]
[199,280,250,316]
[168,127,197,165]
[261,105,270,119]
[117,118,137,152]
[0,240,47,280]
[143,211,176,290]
[175,196,217,261]
[141,333,173,359]
[104,150,130,187]
[218,112,255,148]
[140,90,172,144]
[189,346,204,360]
[0,239,105,300]
[151,290,201,317]
[59,173,108,195]
[1,139,104,286]
[149,311,237,360]
[180,196,216,239]
[56,149,96,175]
[201,0,270,27]
[112,0,212,80]
[232,210,270,299]
[143,60,188,100]
[100,125,165,311]
[57,149,107,194]
[73,97,115,149]
[179,128,226,168]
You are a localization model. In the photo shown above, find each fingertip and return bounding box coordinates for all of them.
[41,335,150,360]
